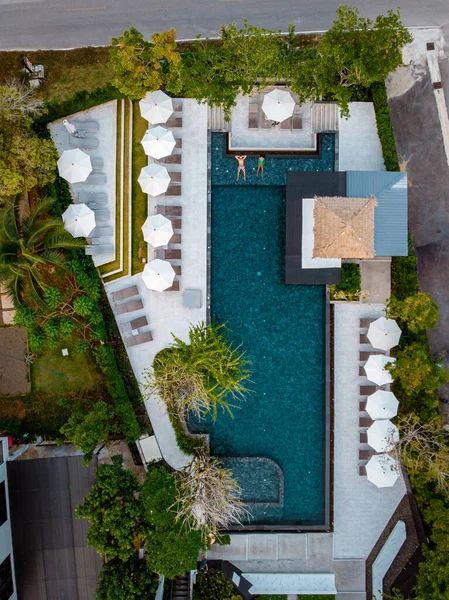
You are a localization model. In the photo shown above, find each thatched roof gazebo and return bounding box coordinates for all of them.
[313,196,377,259]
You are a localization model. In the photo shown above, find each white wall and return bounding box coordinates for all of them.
[0,438,17,600]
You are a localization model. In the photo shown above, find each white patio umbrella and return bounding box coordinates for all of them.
[138,164,171,196]
[142,214,173,247]
[368,317,402,351]
[367,420,399,453]
[366,453,400,488]
[62,203,96,238]
[139,90,173,124]
[142,259,175,292]
[262,89,295,123]
[364,355,396,386]
[366,390,399,420]
[57,149,92,183]
[141,126,176,159]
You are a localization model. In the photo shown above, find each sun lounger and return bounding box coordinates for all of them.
[360,318,377,328]
[359,366,368,377]
[156,205,182,217]
[91,156,104,170]
[248,103,259,129]
[261,114,272,129]
[168,172,182,182]
[360,385,377,395]
[89,226,113,238]
[117,299,144,314]
[164,154,182,165]
[84,172,107,185]
[281,118,292,130]
[72,120,100,132]
[127,331,153,346]
[360,432,368,444]
[165,280,180,292]
[359,449,375,460]
[173,101,183,112]
[172,265,182,275]
[359,400,367,412]
[69,136,99,149]
[78,192,108,205]
[112,285,139,302]
[360,350,384,361]
[155,249,181,260]
[175,138,182,149]
[292,107,302,130]
[93,210,110,221]
[166,116,182,128]
[85,244,114,255]
[359,416,373,428]
[130,315,148,330]
[171,218,182,230]
[87,202,107,210]
[90,237,109,245]
[170,233,182,244]
[165,185,182,196]
[359,466,367,476]
[359,334,370,344]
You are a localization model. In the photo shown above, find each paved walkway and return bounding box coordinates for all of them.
[338,103,385,172]
[387,26,449,405]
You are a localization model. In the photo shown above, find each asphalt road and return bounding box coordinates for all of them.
[1,0,449,50]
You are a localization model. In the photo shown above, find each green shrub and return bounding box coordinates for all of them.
[193,569,242,600]
[391,236,419,300]
[370,82,400,171]
[330,263,361,300]
[96,555,159,600]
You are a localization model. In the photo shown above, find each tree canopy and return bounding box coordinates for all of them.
[389,343,448,397]
[95,555,159,600]
[387,291,439,332]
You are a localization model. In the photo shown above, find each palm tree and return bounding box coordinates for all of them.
[0,196,85,305]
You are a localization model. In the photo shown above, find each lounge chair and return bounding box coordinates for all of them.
[166,116,182,128]
[69,136,99,149]
[359,449,375,461]
[261,114,272,129]
[248,102,259,129]
[175,138,182,149]
[359,416,373,428]
[360,318,377,328]
[130,315,148,330]
[359,466,367,476]
[168,172,182,183]
[360,385,377,396]
[112,285,139,302]
[72,120,100,132]
[78,192,107,205]
[127,331,153,346]
[155,249,181,260]
[360,350,384,361]
[359,366,367,377]
[93,210,110,221]
[173,101,183,112]
[171,218,182,230]
[163,154,182,165]
[280,118,292,130]
[359,400,367,412]
[85,245,114,255]
[172,265,182,275]
[359,333,370,344]
[117,299,144,314]
[170,233,182,244]
[165,185,182,196]
[89,226,113,237]
[360,432,368,444]
[156,205,182,217]
[165,280,180,292]
[84,172,107,185]
[91,156,104,170]
[87,202,106,210]
[292,107,302,130]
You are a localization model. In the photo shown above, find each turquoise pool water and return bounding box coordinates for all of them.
[193,133,335,526]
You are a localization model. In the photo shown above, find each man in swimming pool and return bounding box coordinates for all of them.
[235,155,247,181]
[256,155,265,177]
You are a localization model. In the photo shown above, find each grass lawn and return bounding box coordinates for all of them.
[0,47,113,102]
[131,100,148,274]
[31,344,106,394]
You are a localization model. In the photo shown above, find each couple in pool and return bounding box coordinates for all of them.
[235,154,265,181]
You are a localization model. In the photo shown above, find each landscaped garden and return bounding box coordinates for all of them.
[2,4,449,599]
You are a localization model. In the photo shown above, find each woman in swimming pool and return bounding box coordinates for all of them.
[256,155,265,177]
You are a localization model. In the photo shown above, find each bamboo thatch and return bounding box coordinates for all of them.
[313,196,377,259]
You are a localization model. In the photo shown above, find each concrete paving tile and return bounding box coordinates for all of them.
[248,534,278,560]
[278,534,307,560]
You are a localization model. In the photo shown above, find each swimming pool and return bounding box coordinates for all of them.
[192,133,334,527]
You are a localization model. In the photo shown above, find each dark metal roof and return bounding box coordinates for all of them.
[346,171,408,256]
[7,456,103,600]
[285,171,346,284]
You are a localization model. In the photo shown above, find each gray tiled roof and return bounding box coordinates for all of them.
[346,171,408,257]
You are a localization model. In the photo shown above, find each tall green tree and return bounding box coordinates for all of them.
[313,6,412,115]
[140,466,204,579]
[389,343,448,397]
[387,291,439,333]
[0,81,57,200]
[76,455,140,561]
[0,196,84,306]
[95,555,159,600]
[109,27,182,99]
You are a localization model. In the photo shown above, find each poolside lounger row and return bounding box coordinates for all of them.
[85,244,114,255]
[112,285,139,302]
[360,318,377,329]
[156,249,181,260]
[117,299,144,314]
[78,192,107,205]
[72,120,99,132]
[166,116,182,128]
[156,205,182,217]
[84,172,107,185]
[70,136,99,149]
[163,154,182,165]
[359,350,385,361]
[359,449,375,461]
[127,331,153,346]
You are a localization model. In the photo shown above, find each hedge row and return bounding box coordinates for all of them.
[370,82,400,171]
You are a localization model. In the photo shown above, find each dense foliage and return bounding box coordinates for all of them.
[193,569,242,600]
[387,291,439,333]
[76,455,140,561]
[329,262,361,300]
[95,555,159,600]
[140,465,205,578]
[370,82,400,171]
